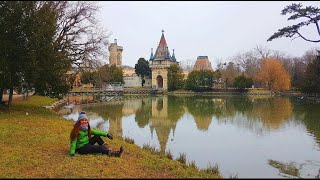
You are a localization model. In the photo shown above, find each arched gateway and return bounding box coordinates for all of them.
[149,30,178,90]
[156,75,163,89]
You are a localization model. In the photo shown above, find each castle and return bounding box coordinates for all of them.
[149,30,178,90]
[108,31,213,90]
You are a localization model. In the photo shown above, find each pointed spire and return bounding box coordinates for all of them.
[171,49,176,61]
[152,30,177,62]
[149,48,154,61]
[159,31,167,47]
[165,47,170,59]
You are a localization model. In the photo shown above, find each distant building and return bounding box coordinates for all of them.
[123,74,152,88]
[122,65,135,76]
[108,39,123,66]
[193,56,213,71]
[122,65,152,88]
[149,30,178,90]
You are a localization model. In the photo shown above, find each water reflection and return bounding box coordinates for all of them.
[135,98,152,128]
[58,95,320,178]
[291,99,320,146]
[218,97,294,136]
[83,101,124,137]
[268,159,300,178]
[268,159,320,178]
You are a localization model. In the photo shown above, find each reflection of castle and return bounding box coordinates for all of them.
[109,117,123,138]
[122,99,144,116]
[149,96,178,153]
[193,116,213,131]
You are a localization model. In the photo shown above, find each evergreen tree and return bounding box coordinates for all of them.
[134,58,151,86]
[302,52,320,93]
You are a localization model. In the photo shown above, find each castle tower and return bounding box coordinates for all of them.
[149,30,178,90]
[108,39,123,66]
[193,56,213,71]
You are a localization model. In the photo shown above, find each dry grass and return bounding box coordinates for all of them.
[176,153,187,165]
[201,162,220,176]
[0,95,222,178]
[165,149,173,160]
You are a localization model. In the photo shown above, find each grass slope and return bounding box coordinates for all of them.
[0,96,221,178]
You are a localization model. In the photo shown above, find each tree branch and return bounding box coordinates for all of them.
[296,31,320,42]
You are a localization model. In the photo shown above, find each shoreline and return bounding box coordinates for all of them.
[45,90,320,111]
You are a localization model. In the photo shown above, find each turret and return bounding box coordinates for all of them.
[171,49,176,61]
[149,48,154,61]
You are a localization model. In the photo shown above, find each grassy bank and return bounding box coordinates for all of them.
[0,96,221,178]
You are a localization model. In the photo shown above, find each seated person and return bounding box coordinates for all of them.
[69,111,123,157]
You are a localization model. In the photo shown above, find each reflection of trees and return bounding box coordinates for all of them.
[247,97,293,130]
[268,159,300,178]
[267,159,320,178]
[229,96,253,114]
[292,99,320,146]
[217,96,253,120]
[212,96,293,135]
[83,102,124,137]
[167,95,185,122]
[135,98,152,128]
[185,96,215,130]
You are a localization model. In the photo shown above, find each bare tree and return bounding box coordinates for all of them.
[220,62,241,88]
[230,45,289,87]
[53,1,109,71]
[179,59,196,72]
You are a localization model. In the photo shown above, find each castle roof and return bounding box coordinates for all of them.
[150,30,176,62]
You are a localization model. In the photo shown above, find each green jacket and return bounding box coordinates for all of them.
[69,129,108,155]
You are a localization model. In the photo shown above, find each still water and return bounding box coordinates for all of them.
[57,95,320,178]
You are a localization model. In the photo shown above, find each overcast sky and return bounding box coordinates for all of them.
[97,1,319,68]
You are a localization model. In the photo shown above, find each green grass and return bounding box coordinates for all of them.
[188,160,198,170]
[142,143,162,156]
[0,95,222,178]
[201,162,220,176]
[121,136,135,144]
[165,149,173,160]
[176,153,187,165]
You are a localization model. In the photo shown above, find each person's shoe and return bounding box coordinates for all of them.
[115,146,124,157]
[102,143,109,150]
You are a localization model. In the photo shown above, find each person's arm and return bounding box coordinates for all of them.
[69,139,77,156]
[91,129,107,136]
[92,129,113,139]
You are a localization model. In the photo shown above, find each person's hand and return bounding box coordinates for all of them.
[107,134,113,140]
[69,153,75,157]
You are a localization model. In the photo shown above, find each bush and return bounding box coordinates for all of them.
[233,74,253,92]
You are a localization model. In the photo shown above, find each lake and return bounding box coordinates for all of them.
[57,95,320,178]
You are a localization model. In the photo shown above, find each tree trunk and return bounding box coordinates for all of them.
[0,88,3,104]
[8,88,13,110]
